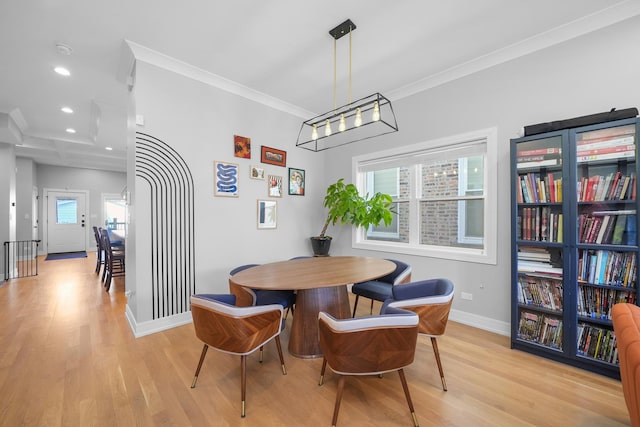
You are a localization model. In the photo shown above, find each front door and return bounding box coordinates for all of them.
[47,191,87,253]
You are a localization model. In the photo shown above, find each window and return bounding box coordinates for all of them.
[353,128,497,264]
[56,198,78,224]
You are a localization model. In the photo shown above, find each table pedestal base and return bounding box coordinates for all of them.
[288,285,351,358]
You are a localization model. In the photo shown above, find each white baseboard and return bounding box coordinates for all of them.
[125,304,193,338]
[123,304,510,338]
[449,308,510,337]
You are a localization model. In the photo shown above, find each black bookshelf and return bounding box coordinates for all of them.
[511,117,640,379]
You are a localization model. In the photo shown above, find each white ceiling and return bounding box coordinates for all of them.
[1,0,638,173]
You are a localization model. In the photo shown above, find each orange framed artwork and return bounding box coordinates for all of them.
[260,146,286,167]
[234,135,251,159]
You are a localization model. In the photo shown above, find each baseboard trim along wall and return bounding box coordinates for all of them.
[125,304,510,339]
[126,304,193,338]
[449,308,510,337]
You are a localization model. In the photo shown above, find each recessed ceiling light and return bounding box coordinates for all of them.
[66,128,76,134]
[105,147,113,151]
[61,107,73,114]
[54,66,70,76]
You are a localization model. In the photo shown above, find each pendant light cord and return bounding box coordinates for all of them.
[333,38,337,112]
[349,29,352,105]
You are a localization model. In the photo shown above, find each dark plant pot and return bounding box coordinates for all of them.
[310,236,332,257]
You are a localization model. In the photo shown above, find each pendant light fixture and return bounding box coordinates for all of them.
[296,19,398,152]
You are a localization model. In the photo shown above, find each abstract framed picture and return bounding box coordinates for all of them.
[234,135,251,159]
[261,145,286,167]
[257,199,277,229]
[250,165,265,180]
[267,175,283,198]
[214,161,239,197]
[288,168,305,196]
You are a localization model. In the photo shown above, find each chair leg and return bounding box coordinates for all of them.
[319,357,328,385]
[431,337,447,391]
[104,270,112,292]
[284,304,295,319]
[398,368,419,427]
[191,344,209,388]
[274,336,287,375]
[241,355,247,417]
[352,295,360,318]
[259,346,264,363]
[369,299,374,315]
[95,251,101,274]
[331,375,346,427]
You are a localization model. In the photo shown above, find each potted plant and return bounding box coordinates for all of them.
[311,178,394,256]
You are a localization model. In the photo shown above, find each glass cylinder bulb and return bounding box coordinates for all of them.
[339,114,346,132]
[372,101,380,121]
[354,108,362,127]
[311,124,318,140]
[325,119,332,136]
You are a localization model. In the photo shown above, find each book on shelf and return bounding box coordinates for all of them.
[518,311,563,350]
[595,215,611,244]
[625,214,637,245]
[517,158,561,169]
[577,144,635,157]
[611,214,628,245]
[577,150,635,163]
[518,260,563,276]
[578,249,637,286]
[577,125,636,145]
[577,323,618,364]
[518,147,562,157]
[518,246,551,262]
[577,134,635,149]
[518,275,563,310]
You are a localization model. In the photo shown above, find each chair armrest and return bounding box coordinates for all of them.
[318,310,417,332]
[392,278,454,300]
[191,295,283,318]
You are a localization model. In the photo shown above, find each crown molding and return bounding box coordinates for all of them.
[125,40,316,120]
[387,0,640,101]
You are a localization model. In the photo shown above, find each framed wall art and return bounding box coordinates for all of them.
[288,168,305,196]
[268,175,283,198]
[234,135,251,159]
[250,165,265,180]
[214,161,239,197]
[261,145,286,167]
[257,200,277,229]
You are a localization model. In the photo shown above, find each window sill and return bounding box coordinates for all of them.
[353,240,497,265]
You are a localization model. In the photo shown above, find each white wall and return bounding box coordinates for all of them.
[36,164,126,252]
[0,143,16,277]
[322,15,640,332]
[127,16,640,335]
[130,61,324,325]
[15,158,35,241]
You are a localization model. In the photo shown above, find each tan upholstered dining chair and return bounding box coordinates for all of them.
[318,308,420,427]
[382,278,455,391]
[190,294,287,418]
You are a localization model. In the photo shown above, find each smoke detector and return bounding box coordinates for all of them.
[55,43,73,56]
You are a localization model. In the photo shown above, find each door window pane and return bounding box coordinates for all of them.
[56,198,77,224]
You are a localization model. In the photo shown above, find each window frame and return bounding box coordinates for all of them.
[352,127,497,265]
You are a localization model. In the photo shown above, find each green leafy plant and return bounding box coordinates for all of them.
[318,178,394,238]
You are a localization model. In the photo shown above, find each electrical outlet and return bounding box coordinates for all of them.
[461,292,473,301]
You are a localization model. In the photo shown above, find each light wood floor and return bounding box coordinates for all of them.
[0,253,630,426]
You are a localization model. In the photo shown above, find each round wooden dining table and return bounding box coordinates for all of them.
[228,256,395,358]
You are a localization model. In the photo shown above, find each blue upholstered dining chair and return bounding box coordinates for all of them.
[381,278,455,391]
[100,228,125,292]
[351,259,412,317]
[318,307,420,427]
[190,294,287,418]
[228,264,296,318]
